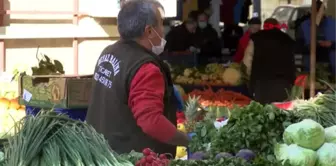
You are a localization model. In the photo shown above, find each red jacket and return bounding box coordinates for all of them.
[128,63,177,143]
[233,31,251,63]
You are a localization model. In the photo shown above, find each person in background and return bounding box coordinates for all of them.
[222,24,244,54]
[165,11,198,53]
[299,0,336,76]
[86,0,189,156]
[233,17,261,63]
[194,11,221,64]
[243,18,296,104]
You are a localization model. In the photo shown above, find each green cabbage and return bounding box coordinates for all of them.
[274,144,289,161]
[316,143,336,166]
[283,119,325,150]
[275,144,317,166]
[325,126,336,143]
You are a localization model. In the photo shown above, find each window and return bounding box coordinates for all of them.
[297,7,311,19]
[271,7,295,22]
[291,10,298,21]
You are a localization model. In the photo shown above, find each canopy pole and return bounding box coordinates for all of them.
[309,0,317,98]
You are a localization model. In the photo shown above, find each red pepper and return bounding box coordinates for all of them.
[294,75,308,87]
[176,112,185,119]
[177,119,185,124]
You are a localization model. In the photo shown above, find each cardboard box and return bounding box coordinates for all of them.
[18,75,93,109]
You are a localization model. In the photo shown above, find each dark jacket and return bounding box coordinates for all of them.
[165,24,196,52]
[194,24,221,57]
[86,40,178,155]
[250,29,296,84]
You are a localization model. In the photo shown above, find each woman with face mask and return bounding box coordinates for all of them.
[194,11,222,65]
[86,0,189,156]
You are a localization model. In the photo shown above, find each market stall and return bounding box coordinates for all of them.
[0,85,335,166]
[0,0,334,165]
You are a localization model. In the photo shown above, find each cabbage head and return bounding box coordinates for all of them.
[275,144,317,166]
[316,143,336,166]
[283,119,325,150]
[325,126,336,143]
[274,144,289,161]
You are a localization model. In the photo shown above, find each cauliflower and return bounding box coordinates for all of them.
[222,68,241,86]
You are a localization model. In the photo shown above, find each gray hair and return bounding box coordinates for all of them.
[117,0,164,40]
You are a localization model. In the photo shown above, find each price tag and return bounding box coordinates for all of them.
[23,89,33,102]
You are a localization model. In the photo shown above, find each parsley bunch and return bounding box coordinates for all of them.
[210,102,299,158]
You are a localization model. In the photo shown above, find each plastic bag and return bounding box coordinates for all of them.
[275,144,317,166]
[316,143,336,166]
[283,119,325,150]
[325,126,336,143]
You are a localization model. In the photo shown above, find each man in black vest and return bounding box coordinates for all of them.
[243,18,296,104]
[86,0,189,155]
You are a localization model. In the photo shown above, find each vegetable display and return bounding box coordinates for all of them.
[283,119,325,150]
[291,92,336,128]
[324,126,336,143]
[134,148,170,166]
[210,102,299,158]
[184,88,251,108]
[0,66,335,166]
[0,98,26,139]
[172,63,244,86]
[275,119,336,166]
[316,143,336,166]
[275,144,317,166]
[1,111,133,166]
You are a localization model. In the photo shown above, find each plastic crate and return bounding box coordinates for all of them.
[161,53,198,67]
[25,106,87,121]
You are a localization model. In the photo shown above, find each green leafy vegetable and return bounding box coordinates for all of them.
[2,110,133,166]
[316,143,336,166]
[283,119,325,150]
[210,102,298,158]
[324,126,336,143]
[281,144,317,166]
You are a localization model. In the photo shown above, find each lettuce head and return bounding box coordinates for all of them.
[283,119,325,150]
[275,144,317,166]
[325,126,336,143]
[316,143,336,166]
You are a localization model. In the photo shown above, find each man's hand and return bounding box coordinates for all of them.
[166,130,189,146]
[318,41,332,48]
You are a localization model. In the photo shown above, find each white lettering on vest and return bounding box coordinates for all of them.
[94,54,121,89]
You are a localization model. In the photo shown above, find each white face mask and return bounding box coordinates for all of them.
[149,28,166,55]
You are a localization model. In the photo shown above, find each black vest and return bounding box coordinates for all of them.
[86,40,178,155]
[250,29,296,84]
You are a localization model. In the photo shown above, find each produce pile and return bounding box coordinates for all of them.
[0,111,133,166]
[172,63,244,86]
[183,88,251,108]
[275,119,336,166]
[0,98,25,138]
[182,89,336,165]
[190,102,299,156]
[0,53,65,139]
[0,68,27,139]
[132,148,170,166]
[285,92,336,127]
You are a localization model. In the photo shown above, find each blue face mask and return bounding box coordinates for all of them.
[198,22,207,29]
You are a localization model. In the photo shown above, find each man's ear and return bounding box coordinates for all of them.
[144,25,154,39]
